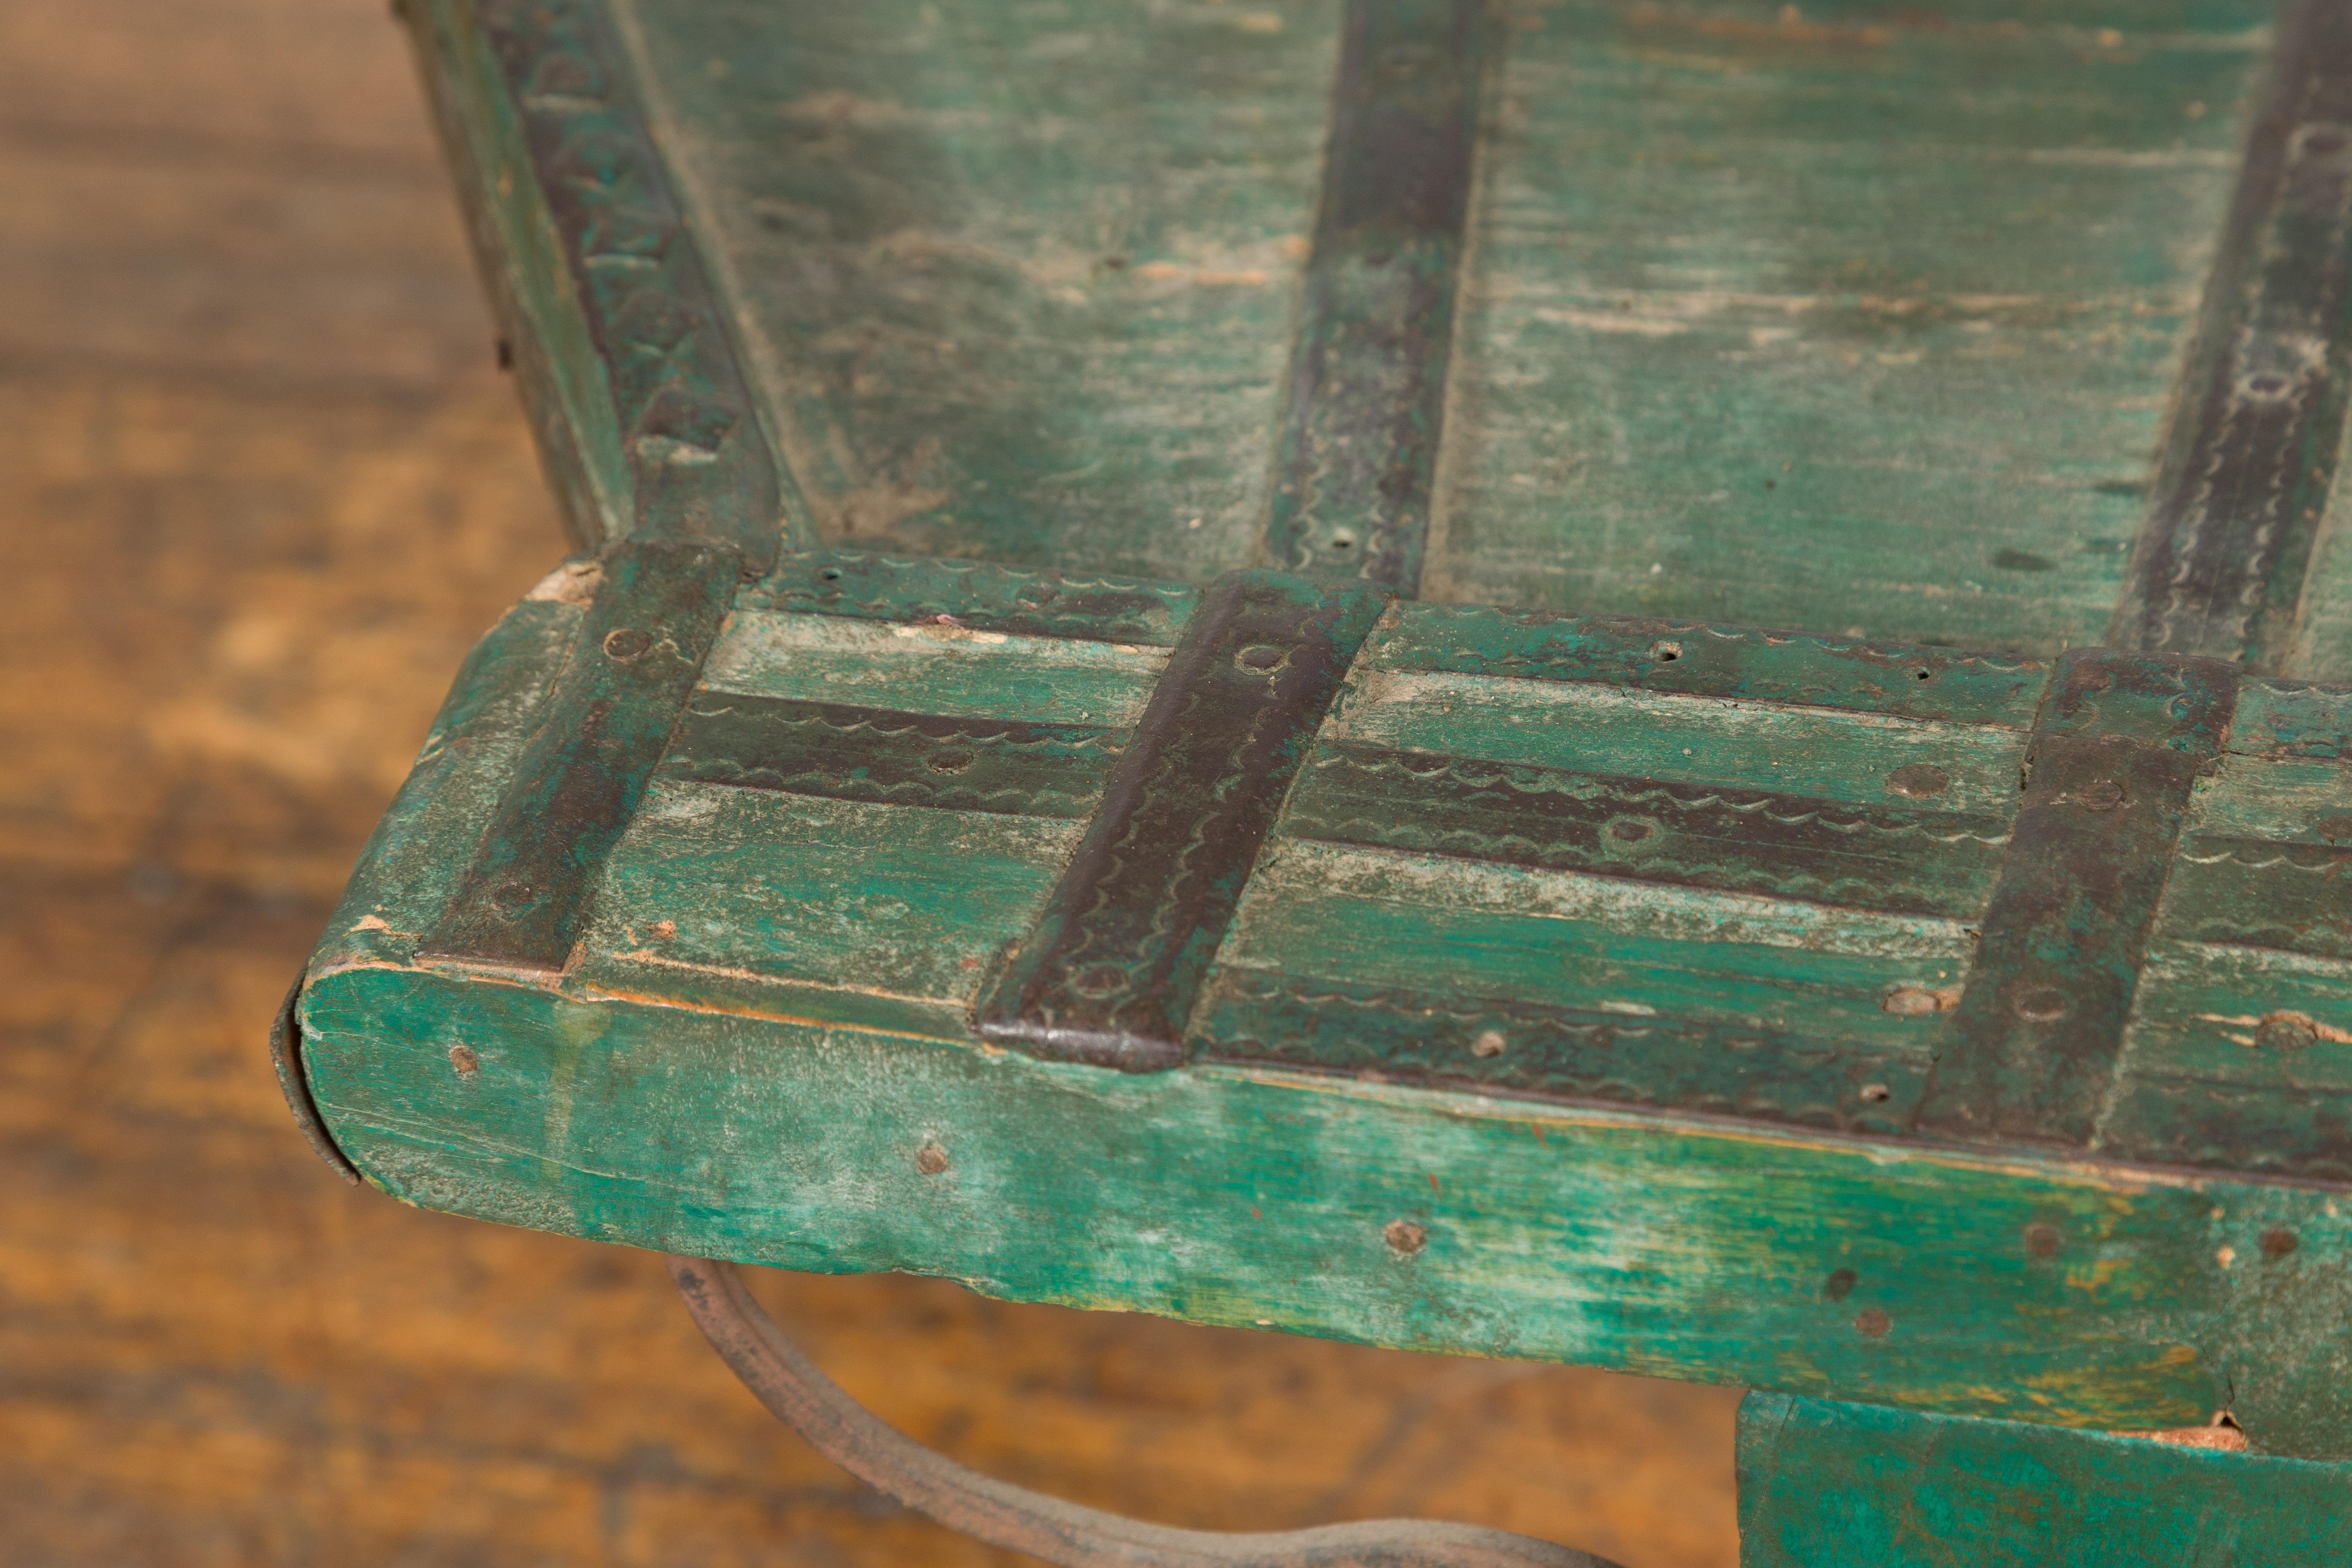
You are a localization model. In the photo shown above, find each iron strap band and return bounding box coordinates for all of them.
[977,571,1391,1071]
[1259,0,1490,593]
[1916,649,2239,1147]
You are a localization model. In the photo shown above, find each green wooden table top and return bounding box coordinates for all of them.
[280,0,2352,1467]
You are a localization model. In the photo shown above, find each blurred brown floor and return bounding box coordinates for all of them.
[0,0,1741,1562]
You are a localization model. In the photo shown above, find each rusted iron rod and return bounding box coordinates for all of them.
[669,1256,1623,1568]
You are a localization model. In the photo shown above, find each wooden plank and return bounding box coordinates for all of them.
[304,957,2352,1451]
[1424,0,2271,648]
[1737,1390,2352,1567]
[612,0,1336,581]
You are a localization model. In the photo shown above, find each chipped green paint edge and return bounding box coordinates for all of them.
[1736,1390,2352,1566]
[298,962,2352,1458]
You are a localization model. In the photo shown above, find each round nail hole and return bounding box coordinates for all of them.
[928,748,974,775]
[2262,1226,2299,1259]
[1823,1268,1857,1301]
[1859,1083,1891,1103]
[1653,642,1682,662]
[448,1044,481,1079]
[1470,1029,1506,1059]
[2025,1222,2061,1256]
[1854,1308,1892,1338]
[1384,1219,1428,1256]
[817,567,843,582]
[915,1142,949,1176]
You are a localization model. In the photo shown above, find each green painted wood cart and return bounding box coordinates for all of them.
[276,0,2352,1559]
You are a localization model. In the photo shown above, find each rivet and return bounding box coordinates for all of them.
[915,1142,949,1176]
[448,1044,481,1079]
[1858,1083,1891,1103]
[1854,1308,1891,1338]
[1607,818,1652,843]
[1470,1029,1507,1058]
[1823,1268,1857,1301]
[2012,984,2069,1023]
[1886,764,1950,799]
[490,880,533,912]
[1237,644,1286,671]
[2262,1226,2298,1259]
[603,627,652,660]
[2024,1222,2060,1256]
[2076,779,2125,811]
[927,748,974,775]
[1384,1219,1428,1256]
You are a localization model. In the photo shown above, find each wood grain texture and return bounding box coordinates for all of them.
[1738,1391,2352,1566]
[1427,0,2272,651]
[0,0,1742,1561]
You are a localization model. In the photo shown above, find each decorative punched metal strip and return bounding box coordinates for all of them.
[1284,744,2011,919]
[1195,971,1931,1136]
[422,540,739,972]
[1916,650,2239,1147]
[663,694,1125,821]
[475,0,785,567]
[2114,0,2352,668]
[1370,604,2049,729]
[1260,0,1490,592]
[977,571,1391,1071]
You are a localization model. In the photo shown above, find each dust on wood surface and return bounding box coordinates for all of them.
[0,0,1738,1563]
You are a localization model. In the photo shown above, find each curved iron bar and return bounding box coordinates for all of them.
[670,1256,1626,1568]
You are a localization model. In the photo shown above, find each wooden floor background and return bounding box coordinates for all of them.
[0,0,1740,1562]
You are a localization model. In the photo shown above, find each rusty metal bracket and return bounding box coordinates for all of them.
[668,1256,1622,1568]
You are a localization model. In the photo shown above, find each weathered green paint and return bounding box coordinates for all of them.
[1427,0,2280,653]
[1738,1391,2352,1566]
[291,547,2352,1455]
[612,0,1336,580]
[318,0,2352,1494]
[741,550,1199,647]
[301,959,2352,1452]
